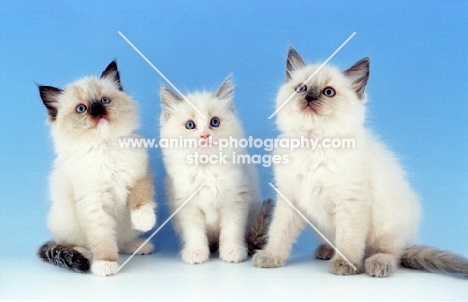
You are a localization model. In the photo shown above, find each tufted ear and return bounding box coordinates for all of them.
[160,85,182,119]
[214,76,234,111]
[344,57,370,100]
[39,85,62,122]
[286,47,306,81]
[101,60,122,90]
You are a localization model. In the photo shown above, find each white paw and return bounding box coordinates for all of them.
[181,246,210,264]
[131,203,156,232]
[91,260,118,277]
[220,246,248,263]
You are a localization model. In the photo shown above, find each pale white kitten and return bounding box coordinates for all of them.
[38,61,157,277]
[253,48,468,278]
[160,78,262,264]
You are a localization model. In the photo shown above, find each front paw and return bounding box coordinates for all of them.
[91,260,118,277]
[252,250,285,268]
[330,256,361,275]
[181,246,210,264]
[219,245,248,263]
[365,253,397,278]
[131,203,156,232]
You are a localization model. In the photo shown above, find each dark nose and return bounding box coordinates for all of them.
[305,87,320,102]
[90,102,106,116]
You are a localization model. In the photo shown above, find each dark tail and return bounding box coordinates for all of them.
[247,198,275,254]
[401,245,468,278]
[38,241,90,273]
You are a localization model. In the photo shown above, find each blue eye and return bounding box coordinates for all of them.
[185,120,196,130]
[210,117,220,128]
[322,87,336,97]
[295,84,307,93]
[101,97,111,104]
[75,104,87,114]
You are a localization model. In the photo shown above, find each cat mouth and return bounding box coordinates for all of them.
[198,138,212,148]
[302,102,320,114]
[93,115,109,126]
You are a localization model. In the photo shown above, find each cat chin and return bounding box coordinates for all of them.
[96,116,109,125]
[198,139,211,148]
[301,104,322,115]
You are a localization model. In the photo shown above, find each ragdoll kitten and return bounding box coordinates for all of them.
[160,78,267,264]
[253,47,468,278]
[37,61,157,277]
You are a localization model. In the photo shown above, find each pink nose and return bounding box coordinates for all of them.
[200,132,210,139]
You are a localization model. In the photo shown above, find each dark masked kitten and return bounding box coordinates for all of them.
[37,61,157,276]
[253,47,468,279]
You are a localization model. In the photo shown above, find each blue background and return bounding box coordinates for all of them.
[1,0,467,260]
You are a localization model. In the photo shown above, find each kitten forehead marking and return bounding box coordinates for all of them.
[269,33,356,119]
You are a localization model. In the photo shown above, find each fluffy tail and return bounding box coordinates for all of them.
[38,241,90,273]
[247,198,275,254]
[401,245,468,278]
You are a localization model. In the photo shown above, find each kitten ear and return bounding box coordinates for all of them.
[286,47,306,81]
[160,85,182,118]
[101,60,123,90]
[344,57,370,100]
[39,85,62,122]
[214,77,234,109]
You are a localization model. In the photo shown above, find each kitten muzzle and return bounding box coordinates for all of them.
[90,102,107,117]
[305,87,320,102]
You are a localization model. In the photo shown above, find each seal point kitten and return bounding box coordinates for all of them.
[37,61,157,276]
[253,47,468,278]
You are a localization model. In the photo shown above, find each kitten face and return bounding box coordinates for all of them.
[39,61,139,140]
[160,77,244,151]
[276,47,370,134]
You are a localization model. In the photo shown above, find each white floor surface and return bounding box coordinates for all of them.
[1,250,467,301]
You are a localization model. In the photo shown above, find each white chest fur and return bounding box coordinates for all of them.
[56,139,147,206]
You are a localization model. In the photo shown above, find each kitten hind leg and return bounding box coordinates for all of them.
[119,237,155,255]
[117,212,155,256]
[315,244,334,260]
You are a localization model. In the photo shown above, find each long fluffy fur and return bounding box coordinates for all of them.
[160,78,262,264]
[38,241,90,273]
[252,48,465,279]
[247,198,275,254]
[38,61,156,276]
[401,246,468,278]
